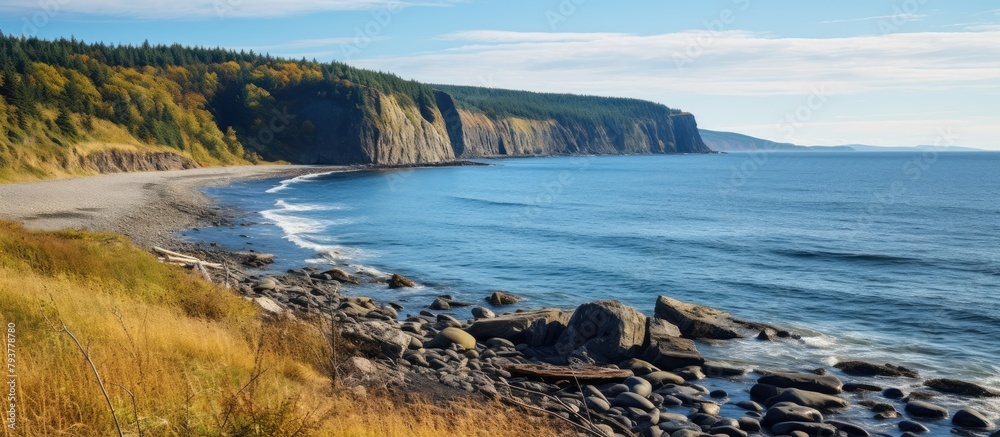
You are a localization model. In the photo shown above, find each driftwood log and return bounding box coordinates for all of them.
[504,363,634,383]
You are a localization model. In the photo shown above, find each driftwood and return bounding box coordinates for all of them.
[504,363,634,383]
[153,247,222,270]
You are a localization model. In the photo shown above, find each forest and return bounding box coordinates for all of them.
[0,33,686,181]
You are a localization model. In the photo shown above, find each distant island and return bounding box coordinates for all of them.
[700,129,984,153]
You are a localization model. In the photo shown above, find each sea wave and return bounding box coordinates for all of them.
[265,170,339,193]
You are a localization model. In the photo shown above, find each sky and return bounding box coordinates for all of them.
[1,0,998,149]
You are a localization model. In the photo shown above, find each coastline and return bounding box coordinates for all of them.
[3,164,999,436]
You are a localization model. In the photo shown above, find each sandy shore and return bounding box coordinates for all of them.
[0,165,349,248]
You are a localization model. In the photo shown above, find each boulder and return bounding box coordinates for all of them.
[325,268,361,285]
[466,309,571,346]
[703,361,747,377]
[486,291,522,306]
[428,297,450,310]
[252,277,278,292]
[764,388,849,412]
[737,417,761,432]
[924,378,1000,398]
[624,376,653,397]
[556,300,648,363]
[640,371,685,387]
[826,420,870,437]
[619,358,660,376]
[613,392,655,410]
[425,327,477,350]
[904,400,949,420]
[758,371,843,395]
[953,408,994,429]
[898,420,929,433]
[708,426,747,437]
[761,402,823,428]
[340,320,412,358]
[653,295,751,340]
[770,421,839,436]
[471,307,495,319]
[834,360,918,378]
[640,316,703,370]
[388,274,415,289]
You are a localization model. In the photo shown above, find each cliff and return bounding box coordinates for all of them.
[0,35,711,181]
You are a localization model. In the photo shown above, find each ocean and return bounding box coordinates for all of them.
[183,152,1000,420]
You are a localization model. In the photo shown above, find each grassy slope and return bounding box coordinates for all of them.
[0,221,561,436]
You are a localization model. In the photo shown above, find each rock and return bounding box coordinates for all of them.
[924,378,1000,398]
[253,296,284,314]
[826,420,871,436]
[613,392,655,410]
[834,360,918,378]
[340,321,412,358]
[904,391,936,402]
[640,336,703,371]
[953,408,994,428]
[737,417,761,432]
[346,356,379,376]
[428,297,451,310]
[702,361,747,377]
[750,383,784,401]
[425,327,477,350]
[388,274,415,289]
[883,387,906,399]
[653,295,750,340]
[736,400,764,413]
[672,366,705,381]
[639,371,685,387]
[585,396,611,412]
[619,358,660,375]
[843,383,883,393]
[486,291,522,306]
[252,278,278,291]
[761,402,824,428]
[904,401,949,420]
[556,300,648,363]
[466,309,571,346]
[325,268,360,285]
[625,376,653,397]
[770,421,839,436]
[710,390,728,399]
[647,317,683,338]
[764,388,849,412]
[758,371,843,395]
[898,420,929,433]
[708,425,747,437]
[471,307,495,319]
[698,402,720,416]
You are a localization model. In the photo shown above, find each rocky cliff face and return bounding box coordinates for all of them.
[271,89,710,165]
[79,150,197,174]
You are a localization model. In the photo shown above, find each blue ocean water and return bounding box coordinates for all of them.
[185,152,1000,404]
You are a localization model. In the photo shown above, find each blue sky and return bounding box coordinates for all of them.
[2,0,998,149]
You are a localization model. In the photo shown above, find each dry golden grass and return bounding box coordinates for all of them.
[0,221,564,436]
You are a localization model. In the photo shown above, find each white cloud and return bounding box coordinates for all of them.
[821,14,924,24]
[439,30,632,43]
[0,0,464,19]
[350,30,1000,97]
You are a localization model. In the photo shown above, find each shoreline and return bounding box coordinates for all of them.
[2,164,999,436]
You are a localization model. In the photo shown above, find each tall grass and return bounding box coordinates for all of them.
[0,221,563,436]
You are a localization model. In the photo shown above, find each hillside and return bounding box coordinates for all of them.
[699,129,854,152]
[0,34,710,182]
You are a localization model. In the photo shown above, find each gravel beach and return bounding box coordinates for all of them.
[0,165,349,248]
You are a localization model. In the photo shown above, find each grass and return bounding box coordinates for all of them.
[0,221,564,436]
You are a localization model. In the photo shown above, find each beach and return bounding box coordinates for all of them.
[0,165,348,248]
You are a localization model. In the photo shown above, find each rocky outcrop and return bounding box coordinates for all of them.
[654,295,758,340]
[556,300,648,363]
[78,149,197,174]
[465,309,572,346]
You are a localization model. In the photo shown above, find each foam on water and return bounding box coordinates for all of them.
[265,170,340,193]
